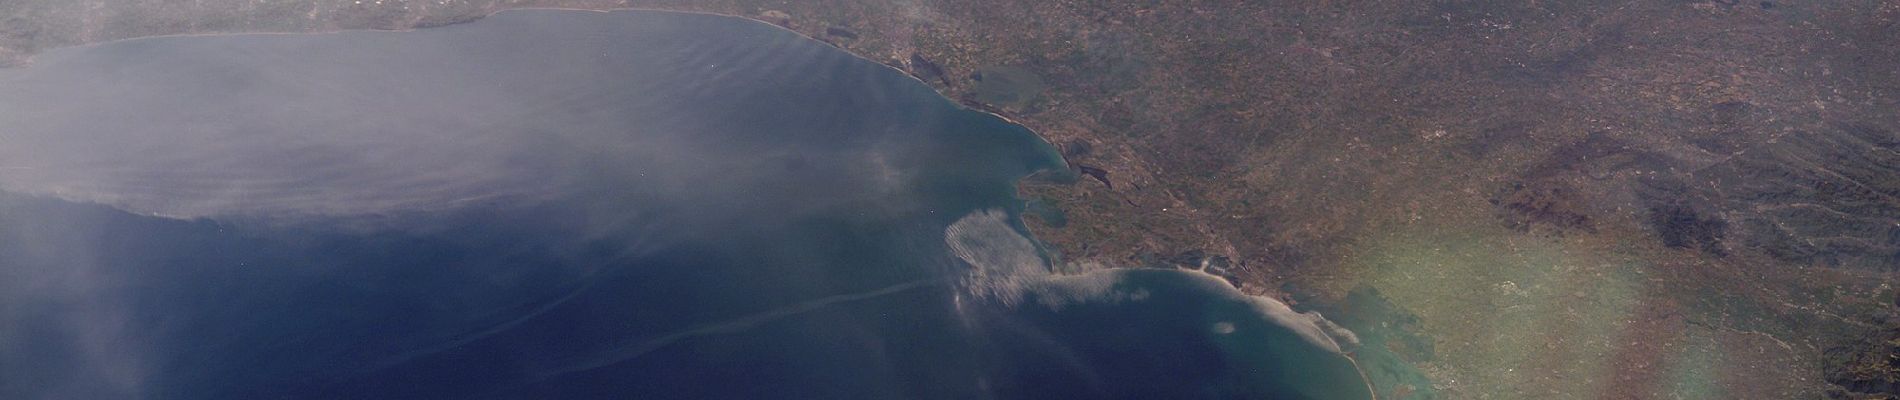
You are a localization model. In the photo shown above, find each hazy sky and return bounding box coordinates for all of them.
[0,11,938,224]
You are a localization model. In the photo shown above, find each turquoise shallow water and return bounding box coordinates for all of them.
[0,10,1370,400]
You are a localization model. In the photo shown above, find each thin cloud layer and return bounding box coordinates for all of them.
[0,10,924,222]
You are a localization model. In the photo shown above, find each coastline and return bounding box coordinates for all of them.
[5,2,1892,398]
[2,8,1378,397]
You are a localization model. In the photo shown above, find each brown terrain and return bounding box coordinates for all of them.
[3,0,1897,398]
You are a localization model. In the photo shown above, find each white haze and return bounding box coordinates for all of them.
[0,11,945,399]
[0,11,918,223]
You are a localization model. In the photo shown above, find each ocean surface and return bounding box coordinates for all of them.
[0,10,1371,400]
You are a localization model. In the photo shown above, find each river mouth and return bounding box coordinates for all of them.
[0,9,1369,399]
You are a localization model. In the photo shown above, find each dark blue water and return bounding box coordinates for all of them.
[0,10,1370,400]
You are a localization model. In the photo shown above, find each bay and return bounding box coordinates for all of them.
[0,10,1370,400]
